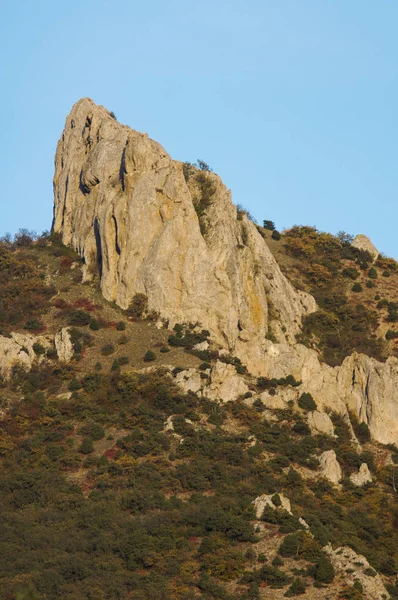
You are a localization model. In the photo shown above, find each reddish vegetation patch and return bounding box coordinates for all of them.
[73,297,97,311]
[60,257,74,270]
[52,298,71,309]
[104,448,118,460]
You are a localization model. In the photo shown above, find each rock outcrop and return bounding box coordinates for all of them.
[352,234,379,260]
[53,98,316,375]
[252,493,291,519]
[307,410,335,437]
[54,328,74,362]
[318,450,342,484]
[325,545,390,600]
[204,360,249,402]
[259,342,398,446]
[350,463,372,487]
[0,333,49,379]
[52,98,398,448]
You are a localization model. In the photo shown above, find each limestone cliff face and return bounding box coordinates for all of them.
[260,341,398,446]
[53,98,398,447]
[53,98,315,374]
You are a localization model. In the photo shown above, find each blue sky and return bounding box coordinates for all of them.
[1,0,397,255]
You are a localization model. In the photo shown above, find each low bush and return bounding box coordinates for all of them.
[144,350,156,362]
[101,344,115,356]
[298,393,317,411]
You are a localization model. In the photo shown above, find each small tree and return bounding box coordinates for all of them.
[197,159,212,171]
[298,392,317,411]
[80,437,94,454]
[314,554,335,583]
[357,421,371,444]
[263,220,275,231]
[144,350,156,362]
[128,293,148,318]
[285,578,306,596]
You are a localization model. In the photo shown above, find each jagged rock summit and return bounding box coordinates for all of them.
[53,98,315,374]
[352,234,379,261]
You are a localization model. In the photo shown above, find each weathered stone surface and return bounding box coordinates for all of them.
[52,98,398,448]
[252,494,291,519]
[174,368,203,395]
[308,410,335,437]
[350,463,372,487]
[318,450,342,484]
[53,98,316,376]
[259,387,296,410]
[204,360,249,402]
[54,328,74,362]
[258,342,398,446]
[352,234,379,261]
[325,544,390,600]
[0,333,48,379]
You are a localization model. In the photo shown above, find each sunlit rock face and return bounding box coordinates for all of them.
[53,98,315,375]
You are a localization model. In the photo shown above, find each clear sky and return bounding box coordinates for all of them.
[1,1,397,256]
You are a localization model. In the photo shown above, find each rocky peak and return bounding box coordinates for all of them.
[53,98,316,375]
[352,233,379,260]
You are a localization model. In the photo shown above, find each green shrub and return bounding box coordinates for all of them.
[293,421,311,436]
[342,268,360,280]
[159,346,170,353]
[111,359,120,372]
[79,437,94,454]
[271,493,282,507]
[118,356,129,365]
[285,578,306,596]
[257,553,268,563]
[24,319,44,331]
[386,330,398,340]
[263,220,275,231]
[368,268,378,279]
[33,342,46,355]
[298,393,317,411]
[101,344,115,356]
[366,280,375,288]
[90,423,105,440]
[272,230,281,241]
[46,347,58,359]
[128,293,148,318]
[144,350,156,362]
[352,283,363,293]
[356,422,371,444]
[116,321,126,331]
[68,377,81,391]
[314,554,335,583]
[89,318,101,330]
[67,310,91,326]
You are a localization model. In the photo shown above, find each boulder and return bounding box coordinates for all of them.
[308,410,335,437]
[0,333,49,379]
[204,360,249,402]
[54,328,74,362]
[174,368,203,395]
[350,463,372,487]
[318,450,342,484]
